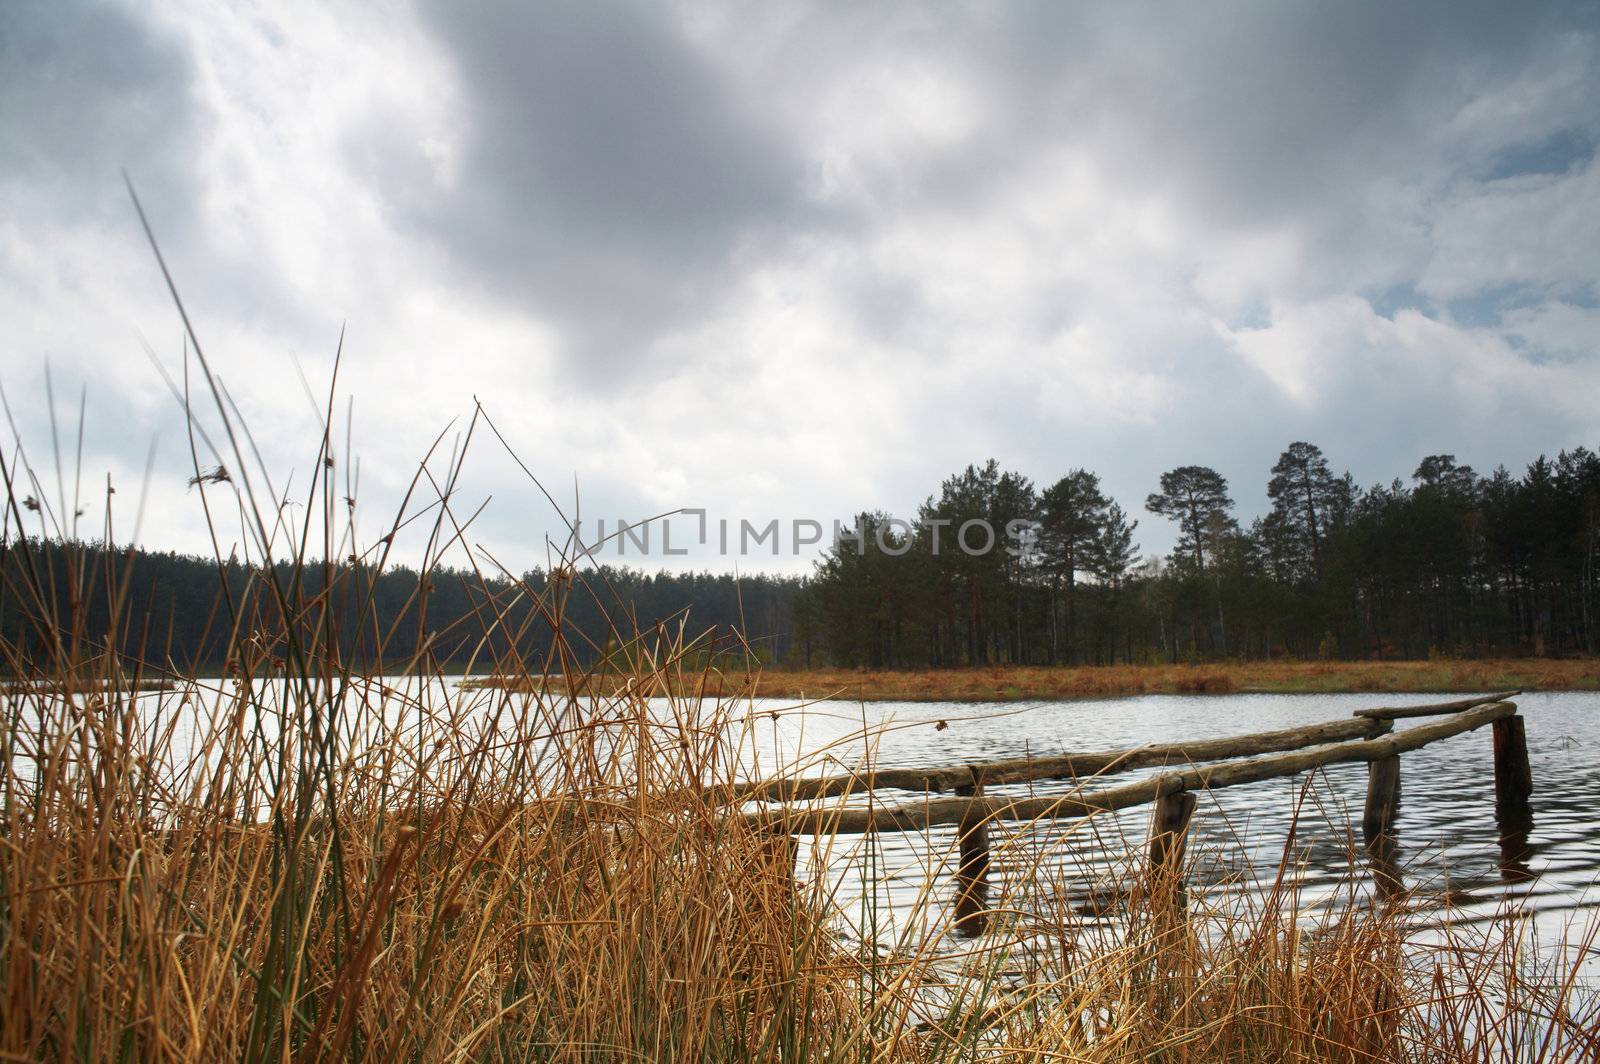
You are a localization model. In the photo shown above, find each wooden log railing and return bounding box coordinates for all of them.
[728,715,1393,803]
[742,692,1532,936]
[1353,690,1520,720]
[745,700,1514,836]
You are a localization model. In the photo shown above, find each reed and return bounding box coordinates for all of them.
[2,350,1594,1060]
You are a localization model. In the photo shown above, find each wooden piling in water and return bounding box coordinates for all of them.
[953,777,990,937]
[1492,714,1533,813]
[1362,755,1403,901]
[1147,789,1197,912]
[1491,713,1536,881]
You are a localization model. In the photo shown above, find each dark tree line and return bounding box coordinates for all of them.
[795,444,1600,667]
[0,540,801,673]
[8,440,1598,674]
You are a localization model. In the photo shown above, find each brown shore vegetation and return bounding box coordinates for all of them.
[465,656,1600,702]
[3,316,1595,1059]
[6,529,1597,1060]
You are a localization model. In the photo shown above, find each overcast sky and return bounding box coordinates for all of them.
[3,0,1598,573]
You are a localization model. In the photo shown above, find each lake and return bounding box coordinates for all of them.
[721,690,1600,958]
[17,679,1596,965]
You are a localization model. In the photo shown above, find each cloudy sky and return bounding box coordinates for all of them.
[3,0,1598,572]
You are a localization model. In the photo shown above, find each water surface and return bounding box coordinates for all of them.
[725,691,1600,953]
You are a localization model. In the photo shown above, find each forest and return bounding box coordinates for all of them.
[794,443,1600,667]
[4,441,1597,673]
[0,543,800,674]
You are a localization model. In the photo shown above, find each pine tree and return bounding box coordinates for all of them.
[1039,469,1111,662]
[1266,441,1347,581]
[1145,466,1236,570]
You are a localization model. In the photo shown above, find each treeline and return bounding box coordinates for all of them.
[0,540,800,673]
[8,441,1598,674]
[795,444,1600,667]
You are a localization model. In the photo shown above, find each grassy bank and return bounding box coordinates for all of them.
[466,656,1600,702]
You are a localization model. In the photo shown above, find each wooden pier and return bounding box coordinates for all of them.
[742,691,1531,936]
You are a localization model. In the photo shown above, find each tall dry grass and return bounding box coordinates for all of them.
[2,244,1595,1059]
[1,324,888,1060]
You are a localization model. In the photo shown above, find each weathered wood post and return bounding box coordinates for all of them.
[1491,713,1533,814]
[953,773,990,937]
[1146,787,1197,913]
[1362,755,1403,901]
[1491,710,1535,880]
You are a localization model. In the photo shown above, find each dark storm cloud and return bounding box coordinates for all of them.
[988,2,1589,195]
[354,0,1600,375]
[378,1,819,378]
[1020,2,1565,209]
[0,0,202,229]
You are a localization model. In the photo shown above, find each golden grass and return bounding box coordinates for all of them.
[3,357,1595,1061]
[467,657,1600,702]
[6,606,1596,1062]
[0,665,857,1060]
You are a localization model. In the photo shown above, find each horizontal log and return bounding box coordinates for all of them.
[1353,691,1519,721]
[727,716,1393,803]
[749,702,1515,836]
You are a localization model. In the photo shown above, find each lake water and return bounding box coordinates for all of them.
[721,691,1600,960]
[15,679,1597,972]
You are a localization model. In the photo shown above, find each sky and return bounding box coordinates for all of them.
[3,0,1599,574]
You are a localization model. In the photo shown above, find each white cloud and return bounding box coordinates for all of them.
[2,0,1598,568]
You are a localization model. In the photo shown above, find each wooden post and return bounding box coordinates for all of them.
[1492,715,1533,814]
[953,778,990,937]
[1146,788,1196,913]
[1363,755,1403,901]
[1492,713,1535,881]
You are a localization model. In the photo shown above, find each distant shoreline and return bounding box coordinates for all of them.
[8,659,1590,703]
[460,658,1599,702]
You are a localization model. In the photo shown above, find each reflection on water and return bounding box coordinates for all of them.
[1497,803,1538,884]
[723,691,1600,951]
